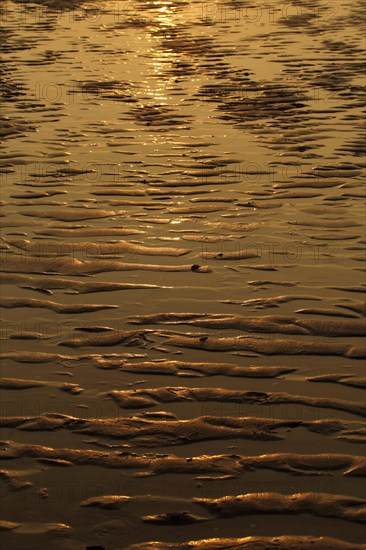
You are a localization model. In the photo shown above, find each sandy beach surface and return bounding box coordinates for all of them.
[0,1,365,548]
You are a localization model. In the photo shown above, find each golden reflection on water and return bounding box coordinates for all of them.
[148,52,173,102]
[145,1,178,103]
[149,0,177,29]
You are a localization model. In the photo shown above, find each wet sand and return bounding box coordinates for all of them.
[0,0,365,548]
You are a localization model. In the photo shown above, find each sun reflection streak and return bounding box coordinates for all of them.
[143,2,181,103]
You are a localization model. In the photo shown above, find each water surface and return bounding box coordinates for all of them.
[0,1,365,548]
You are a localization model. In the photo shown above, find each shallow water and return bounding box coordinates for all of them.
[0,1,365,548]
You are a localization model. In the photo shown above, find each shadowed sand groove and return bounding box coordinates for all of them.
[126,537,366,549]
[156,331,365,358]
[308,375,366,389]
[129,312,366,337]
[0,520,70,535]
[93,359,295,378]
[1,441,365,478]
[107,386,366,418]
[20,208,127,222]
[0,352,293,377]
[0,351,147,364]
[0,255,211,274]
[0,297,119,314]
[33,227,145,237]
[59,330,152,348]
[5,238,191,256]
[77,492,366,523]
[0,273,171,294]
[53,318,366,354]
[1,414,365,446]
[219,295,323,308]
[194,493,366,523]
[0,378,47,389]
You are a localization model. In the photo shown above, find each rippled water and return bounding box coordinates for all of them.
[1,1,365,548]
